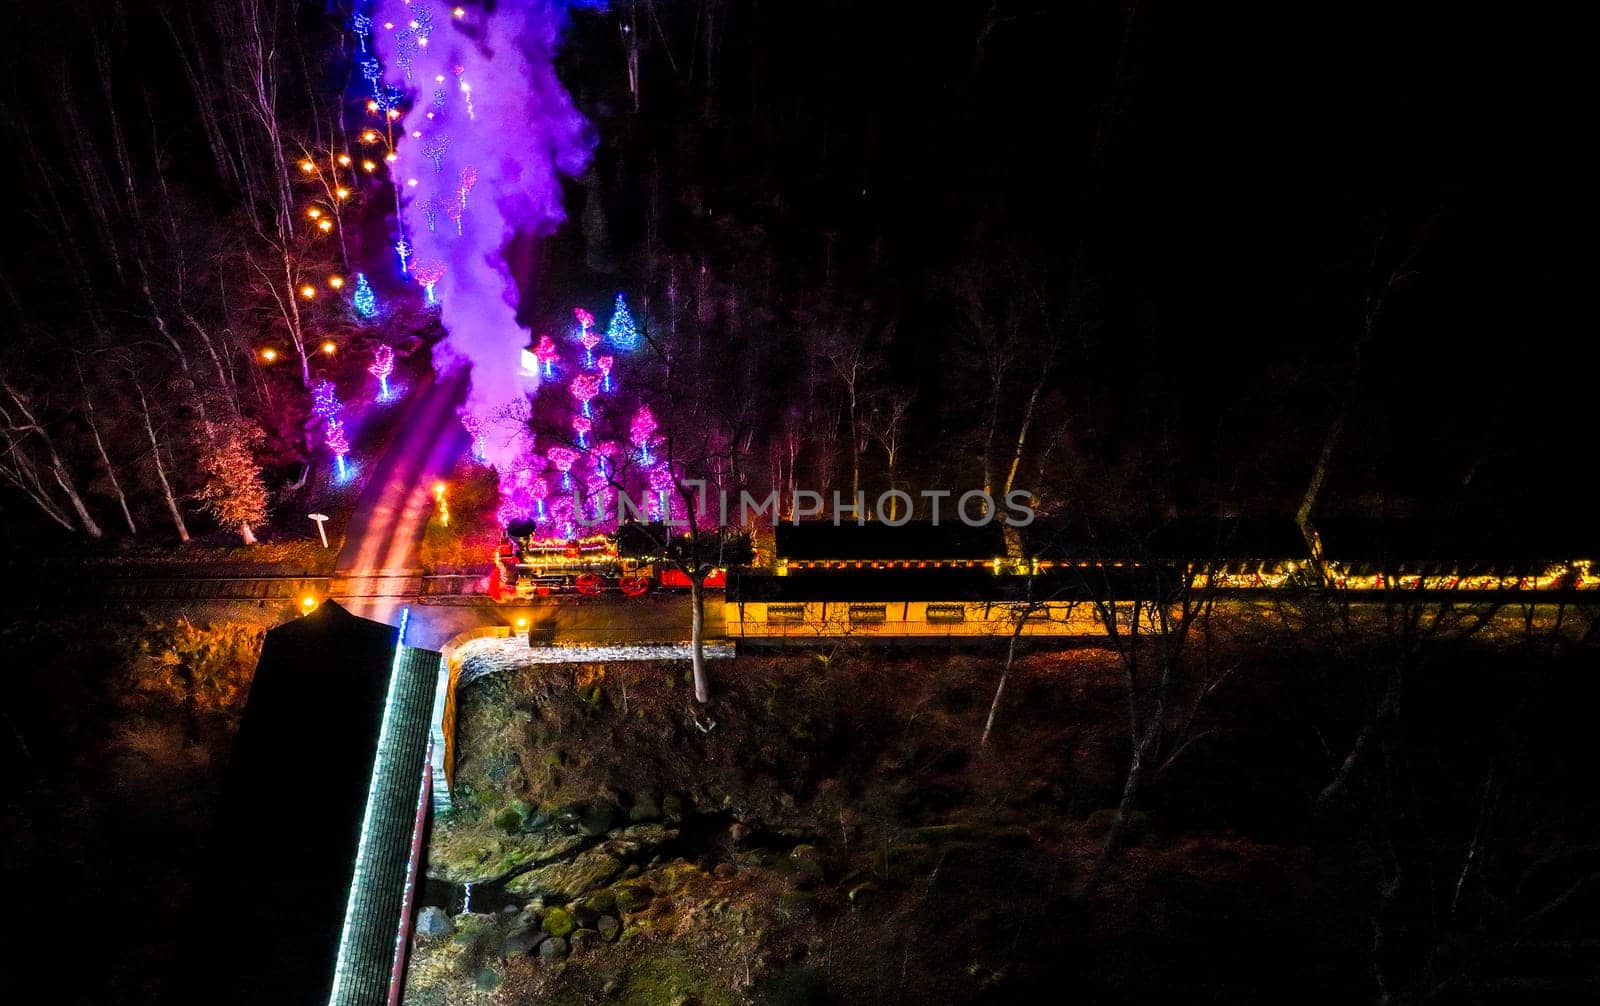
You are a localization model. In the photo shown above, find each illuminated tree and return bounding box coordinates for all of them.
[570,372,601,418]
[630,405,657,464]
[546,445,578,490]
[606,292,639,349]
[534,334,560,377]
[597,354,614,391]
[369,344,395,399]
[195,418,270,544]
[459,165,478,207]
[572,414,591,447]
[311,379,343,421]
[573,307,598,365]
[460,412,486,462]
[352,273,378,319]
[413,259,446,306]
[325,419,351,480]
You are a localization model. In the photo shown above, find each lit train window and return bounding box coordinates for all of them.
[848,604,887,623]
[766,604,806,624]
[926,603,965,623]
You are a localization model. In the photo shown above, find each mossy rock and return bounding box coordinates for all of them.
[661,794,685,822]
[494,807,524,834]
[610,879,656,912]
[509,849,624,900]
[620,923,646,942]
[579,802,619,837]
[570,927,600,951]
[776,890,818,918]
[576,890,618,915]
[541,906,576,938]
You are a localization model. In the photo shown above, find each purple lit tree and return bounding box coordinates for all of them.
[369,344,395,400]
[460,413,487,462]
[459,165,478,207]
[546,445,578,490]
[530,476,549,519]
[311,379,343,421]
[648,464,674,521]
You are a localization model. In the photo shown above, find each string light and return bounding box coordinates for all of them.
[631,405,657,465]
[597,354,614,392]
[422,133,451,171]
[300,284,317,299]
[572,415,591,448]
[569,372,600,418]
[606,293,639,349]
[322,340,337,355]
[317,218,334,232]
[458,165,478,207]
[260,348,278,363]
[547,446,578,490]
[352,274,378,321]
[328,276,345,289]
[312,379,343,420]
[366,100,380,113]
[445,197,464,235]
[325,419,351,481]
[460,413,487,462]
[362,130,379,143]
[300,160,316,173]
[534,334,559,377]
[335,187,351,200]
[336,154,352,167]
[412,259,446,306]
[395,239,412,274]
[308,208,322,219]
[362,160,377,172]
[368,343,394,398]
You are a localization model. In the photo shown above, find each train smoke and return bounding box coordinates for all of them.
[373,1,593,472]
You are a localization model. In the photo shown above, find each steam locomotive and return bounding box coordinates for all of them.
[489,519,750,600]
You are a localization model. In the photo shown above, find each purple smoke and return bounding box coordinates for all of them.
[373,1,593,472]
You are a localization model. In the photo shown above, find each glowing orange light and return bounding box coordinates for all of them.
[411,130,423,138]
[406,178,419,187]
[336,154,351,167]
[302,596,317,611]
[300,285,317,299]
[317,219,334,232]
[382,21,394,30]
[386,109,400,121]
[453,7,466,17]
[260,348,278,363]
[515,616,528,630]
[362,160,377,172]
[328,276,345,290]
[307,207,322,219]
[299,160,315,173]
[384,152,399,164]
[362,130,379,143]
[366,99,379,112]
[321,340,337,355]
[335,187,350,200]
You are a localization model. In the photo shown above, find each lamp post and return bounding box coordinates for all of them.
[309,512,330,548]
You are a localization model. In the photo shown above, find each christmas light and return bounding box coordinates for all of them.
[533,334,559,377]
[260,348,278,363]
[412,259,445,306]
[300,284,317,299]
[458,165,478,207]
[352,13,372,50]
[422,133,451,171]
[362,129,379,143]
[359,57,381,94]
[300,160,316,173]
[366,100,380,113]
[322,340,338,355]
[547,446,578,490]
[312,379,344,421]
[597,355,614,392]
[335,186,351,200]
[362,160,377,172]
[317,219,334,233]
[396,238,413,274]
[336,154,352,167]
[308,208,322,219]
[631,405,657,465]
[326,419,351,481]
[606,293,639,349]
[649,465,674,520]
[572,414,591,447]
[570,372,601,418]
[453,6,465,16]
[422,196,439,233]
[368,344,394,399]
[352,274,378,319]
[328,275,345,290]
[445,197,464,235]
[530,477,549,519]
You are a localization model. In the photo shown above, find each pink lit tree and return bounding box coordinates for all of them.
[530,476,549,519]
[573,307,598,366]
[597,354,614,392]
[571,414,591,447]
[569,372,601,418]
[630,405,657,465]
[648,464,674,521]
[413,259,446,306]
[533,334,559,377]
[460,413,486,462]
[546,445,578,490]
[369,344,395,400]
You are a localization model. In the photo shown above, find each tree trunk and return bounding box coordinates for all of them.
[981,616,1026,747]
[78,366,136,535]
[136,381,190,542]
[690,572,709,703]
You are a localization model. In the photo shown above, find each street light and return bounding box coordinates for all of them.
[308,512,330,548]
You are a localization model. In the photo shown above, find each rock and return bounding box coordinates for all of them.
[503,925,547,957]
[609,879,655,911]
[579,803,618,837]
[713,863,737,880]
[608,823,677,857]
[575,891,617,916]
[507,849,624,900]
[602,978,621,996]
[570,927,600,951]
[623,864,642,878]
[790,844,822,863]
[661,794,684,822]
[429,829,586,884]
[538,936,569,961]
[541,906,576,938]
[596,915,621,941]
[416,906,452,938]
[628,791,661,822]
[474,966,502,991]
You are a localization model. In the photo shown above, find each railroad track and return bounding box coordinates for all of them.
[89,573,490,602]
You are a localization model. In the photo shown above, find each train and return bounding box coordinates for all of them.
[491,514,1600,605]
[489,519,751,600]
